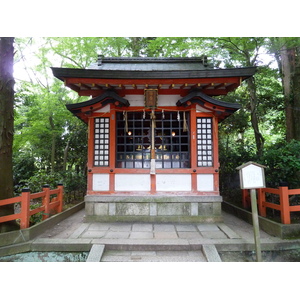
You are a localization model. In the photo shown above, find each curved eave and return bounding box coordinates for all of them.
[177,90,241,122]
[66,90,129,123]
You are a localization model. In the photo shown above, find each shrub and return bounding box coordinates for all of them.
[259,140,300,188]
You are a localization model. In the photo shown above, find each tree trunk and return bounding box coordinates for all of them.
[281,45,300,141]
[63,139,70,172]
[0,37,19,232]
[247,76,265,157]
[49,114,56,172]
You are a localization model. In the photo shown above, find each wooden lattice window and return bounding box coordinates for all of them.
[197,117,213,167]
[94,117,109,166]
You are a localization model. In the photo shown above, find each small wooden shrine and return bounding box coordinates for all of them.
[52,56,256,222]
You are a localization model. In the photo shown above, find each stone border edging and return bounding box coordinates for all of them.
[0,202,85,248]
[222,201,300,239]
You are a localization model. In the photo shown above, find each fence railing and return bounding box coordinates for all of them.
[0,184,63,229]
[242,186,300,224]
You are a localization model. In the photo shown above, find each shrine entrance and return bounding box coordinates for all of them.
[115,110,190,169]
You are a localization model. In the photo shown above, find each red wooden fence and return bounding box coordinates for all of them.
[0,184,63,229]
[242,186,300,224]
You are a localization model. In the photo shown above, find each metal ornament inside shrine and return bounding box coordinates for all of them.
[52,56,256,223]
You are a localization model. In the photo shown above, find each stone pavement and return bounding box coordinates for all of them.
[31,208,299,262]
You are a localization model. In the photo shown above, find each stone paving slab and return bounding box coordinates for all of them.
[197,224,220,231]
[104,231,131,239]
[154,224,176,232]
[175,224,198,232]
[86,244,105,262]
[81,231,107,239]
[69,223,89,239]
[177,231,202,239]
[154,231,178,239]
[201,231,228,239]
[109,224,133,232]
[217,223,241,239]
[130,232,154,239]
[88,223,111,231]
[132,224,153,232]
[202,245,222,262]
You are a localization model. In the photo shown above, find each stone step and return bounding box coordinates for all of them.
[84,242,222,262]
[101,249,207,262]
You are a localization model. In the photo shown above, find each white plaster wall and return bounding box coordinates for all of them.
[156,174,191,191]
[158,95,181,106]
[93,174,110,191]
[94,106,110,113]
[125,95,144,106]
[115,174,151,191]
[197,174,214,191]
[196,105,211,113]
[125,95,181,107]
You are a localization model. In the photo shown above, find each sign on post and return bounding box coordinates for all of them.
[236,161,266,262]
[237,161,266,189]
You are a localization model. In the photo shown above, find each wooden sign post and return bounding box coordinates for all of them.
[237,162,266,262]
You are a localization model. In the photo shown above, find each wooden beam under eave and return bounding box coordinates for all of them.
[180,83,189,89]
[67,83,81,93]
[91,83,103,90]
[226,82,239,93]
[65,77,243,87]
[191,83,202,89]
[79,83,91,90]
[214,83,226,89]
[202,83,215,91]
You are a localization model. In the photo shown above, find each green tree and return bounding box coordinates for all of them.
[268,37,300,142]
[206,37,268,156]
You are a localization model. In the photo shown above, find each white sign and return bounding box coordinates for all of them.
[237,162,266,189]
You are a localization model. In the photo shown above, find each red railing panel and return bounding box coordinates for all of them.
[243,186,300,224]
[0,185,64,229]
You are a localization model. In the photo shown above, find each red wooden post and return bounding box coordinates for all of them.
[57,184,64,213]
[257,188,266,217]
[242,189,250,209]
[20,188,31,229]
[279,186,290,224]
[42,184,50,220]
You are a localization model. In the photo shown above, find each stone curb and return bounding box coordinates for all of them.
[0,202,84,248]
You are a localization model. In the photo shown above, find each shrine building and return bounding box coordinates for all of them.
[52,56,256,223]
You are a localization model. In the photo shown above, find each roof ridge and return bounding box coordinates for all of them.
[97,55,208,64]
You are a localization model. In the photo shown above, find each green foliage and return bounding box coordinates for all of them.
[21,170,63,193]
[13,151,37,190]
[259,140,300,188]
[29,203,43,226]
[20,170,86,194]
[219,133,257,193]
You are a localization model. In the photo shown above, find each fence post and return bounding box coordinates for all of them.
[279,185,290,224]
[20,188,31,229]
[57,184,64,213]
[242,189,250,209]
[257,188,266,217]
[42,184,50,221]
